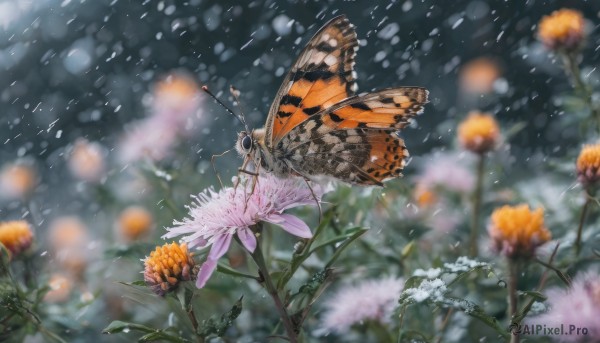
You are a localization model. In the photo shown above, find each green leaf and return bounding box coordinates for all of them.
[138,331,189,342]
[216,263,258,280]
[199,296,243,338]
[102,321,156,335]
[324,227,368,268]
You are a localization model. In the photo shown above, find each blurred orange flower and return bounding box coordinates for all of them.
[68,139,106,182]
[0,164,36,199]
[117,206,154,242]
[48,217,89,277]
[538,9,585,51]
[44,274,73,303]
[458,111,500,154]
[459,58,501,94]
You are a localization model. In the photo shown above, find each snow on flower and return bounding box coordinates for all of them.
[320,277,404,334]
[527,271,600,342]
[402,278,448,303]
[163,173,324,288]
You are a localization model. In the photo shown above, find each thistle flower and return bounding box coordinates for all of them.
[458,111,500,154]
[0,220,33,257]
[527,272,600,342]
[117,206,154,242]
[68,139,106,182]
[488,204,551,259]
[164,174,324,288]
[576,143,600,189]
[320,277,404,334]
[459,58,501,94]
[143,242,195,296]
[0,163,36,199]
[538,9,585,52]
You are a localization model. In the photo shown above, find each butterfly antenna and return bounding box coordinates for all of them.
[202,85,247,129]
[229,85,249,132]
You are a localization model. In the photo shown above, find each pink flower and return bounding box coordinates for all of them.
[320,277,404,334]
[527,271,600,342]
[163,174,324,288]
[415,152,475,194]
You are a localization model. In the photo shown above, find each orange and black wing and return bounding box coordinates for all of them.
[281,87,429,185]
[265,15,358,148]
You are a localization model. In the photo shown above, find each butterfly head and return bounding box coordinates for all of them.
[236,131,253,156]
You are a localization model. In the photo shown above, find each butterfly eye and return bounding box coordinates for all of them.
[241,135,252,151]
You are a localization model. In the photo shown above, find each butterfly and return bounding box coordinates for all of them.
[235,15,429,186]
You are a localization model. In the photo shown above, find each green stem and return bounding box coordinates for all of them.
[251,240,298,343]
[575,196,590,256]
[469,154,485,257]
[561,51,600,132]
[507,260,519,343]
[187,308,204,343]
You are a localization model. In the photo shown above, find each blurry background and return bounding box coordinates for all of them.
[1,0,599,341]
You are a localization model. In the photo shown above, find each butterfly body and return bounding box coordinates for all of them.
[236,15,429,186]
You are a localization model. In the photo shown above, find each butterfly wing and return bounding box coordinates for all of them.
[279,87,429,185]
[264,15,359,148]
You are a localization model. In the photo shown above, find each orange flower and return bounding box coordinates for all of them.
[413,184,437,208]
[0,220,33,257]
[44,274,73,303]
[0,164,36,199]
[68,139,106,182]
[576,143,600,188]
[117,206,153,241]
[538,9,585,51]
[48,217,89,277]
[143,243,195,296]
[459,58,501,94]
[457,111,500,154]
[154,73,200,112]
[488,204,551,259]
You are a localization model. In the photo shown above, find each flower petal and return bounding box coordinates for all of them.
[237,227,257,252]
[266,213,313,238]
[208,233,233,260]
[196,258,217,289]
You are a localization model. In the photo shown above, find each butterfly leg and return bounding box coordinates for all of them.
[211,148,233,188]
[303,177,322,224]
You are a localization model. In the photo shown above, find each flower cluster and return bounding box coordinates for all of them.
[164,173,324,288]
[0,220,33,258]
[457,111,500,154]
[538,9,585,52]
[488,204,551,259]
[143,242,195,296]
